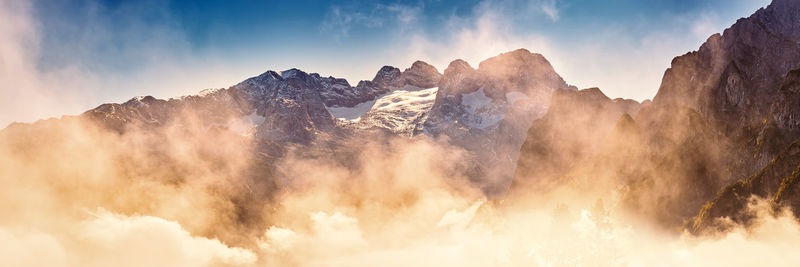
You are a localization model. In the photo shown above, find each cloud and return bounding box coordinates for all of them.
[0,210,257,267]
[539,0,560,22]
[0,0,257,127]
[321,3,422,39]
[78,210,257,267]
[691,12,722,40]
[403,5,554,74]
[384,0,771,101]
[0,0,86,128]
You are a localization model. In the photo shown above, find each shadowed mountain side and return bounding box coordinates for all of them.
[654,0,800,173]
[689,139,800,235]
[509,87,642,198]
[688,66,800,233]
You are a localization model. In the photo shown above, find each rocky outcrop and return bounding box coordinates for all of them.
[686,68,800,234]
[654,0,800,128]
[654,0,800,165]
[635,0,800,231]
[690,139,800,234]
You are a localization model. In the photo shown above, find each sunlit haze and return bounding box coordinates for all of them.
[5,0,800,266]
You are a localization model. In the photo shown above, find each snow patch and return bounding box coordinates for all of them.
[326,86,437,122]
[326,100,379,122]
[389,85,427,92]
[198,88,223,97]
[281,69,300,78]
[372,87,438,113]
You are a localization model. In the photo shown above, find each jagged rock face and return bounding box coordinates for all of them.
[654,0,800,136]
[690,140,800,234]
[689,68,800,234]
[421,49,576,195]
[82,89,252,133]
[595,0,800,232]
[313,73,385,108]
[772,68,800,135]
[82,61,443,144]
[230,69,335,143]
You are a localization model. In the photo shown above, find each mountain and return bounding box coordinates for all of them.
[673,0,800,233]
[82,60,445,144]
[689,139,800,234]
[654,0,800,169]
[12,49,579,197]
[330,60,443,136]
[510,88,642,197]
[9,0,800,235]
[510,0,800,230]
[421,49,577,195]
[689,67,800,234]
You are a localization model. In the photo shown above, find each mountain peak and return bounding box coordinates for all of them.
[401,60,442,88]
[477,48,547,72]
[653,0,800,133]
[409,60,435,70]
[754,0,800,40]
[443,59,474,76]
[280,68,309,79]
[372,66,402,87]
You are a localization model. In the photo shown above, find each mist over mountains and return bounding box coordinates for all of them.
[4,0,800,266]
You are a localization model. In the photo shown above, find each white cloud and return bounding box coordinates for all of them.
[321,3,422,39]
[691,12,722,40]
[539,0,560,22]
[0,0,257,127]
[0,210,256,267]
[79,210,256,267]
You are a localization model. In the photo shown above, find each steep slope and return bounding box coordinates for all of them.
[509,0,800,227]
[678,0,800,234]
[519,0,800,231]
[688,66,800,233]
[654,0,800,169]
[689,139,800,234]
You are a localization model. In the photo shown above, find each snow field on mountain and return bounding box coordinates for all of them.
[326,86,438,122]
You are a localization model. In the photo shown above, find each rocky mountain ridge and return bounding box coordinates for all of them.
[509,0,800,232]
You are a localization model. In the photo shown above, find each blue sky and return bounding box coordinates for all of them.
[0,0,772,126]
